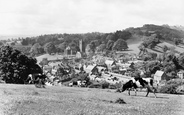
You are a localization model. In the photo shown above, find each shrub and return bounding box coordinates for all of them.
[159,84,178,94]
[88,83,101,88]
[101,81,110,89]
[88,81,110,89]
[159,79,184,94]
[114,82,123,89]
[108,84,117,89]
[166,79,184,85]
[176,85,184,94]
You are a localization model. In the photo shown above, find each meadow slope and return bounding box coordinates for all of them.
[0,84,184,115]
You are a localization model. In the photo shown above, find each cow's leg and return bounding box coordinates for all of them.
[128,89,131,95]
[134,88,137,96]
[146,88,150,97]
[152,87,157,98]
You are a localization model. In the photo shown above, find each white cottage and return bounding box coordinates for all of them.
[154,70,167,83]
[177,70,184,79]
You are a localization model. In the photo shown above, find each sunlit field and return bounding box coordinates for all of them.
[0,84,184,115]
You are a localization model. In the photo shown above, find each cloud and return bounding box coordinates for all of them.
[0,0,183,36]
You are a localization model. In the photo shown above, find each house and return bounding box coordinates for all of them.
[154,70,167,83]
[105,60,116,71]
[43,65,52,73]
[177,70,184,79]
[105,60,116,66]
[76,52,82,58]
[84,65,99,74]
[84,65,96,73]
[64,46,76,56]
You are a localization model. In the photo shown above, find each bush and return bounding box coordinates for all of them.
[88,83,101,88]
[114,82,123,89]
[108,84,117,89]
[159,84,178,94]
[88,81,110,89]
[176,85,184,94]
[101,81,110,89]
[159,79,184,94]
[166,79,184,85]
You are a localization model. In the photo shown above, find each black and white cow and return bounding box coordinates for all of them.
[27,73,47,88]
[120,77,157,98]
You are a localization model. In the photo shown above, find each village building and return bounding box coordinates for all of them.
[43,65,53,74]
[76,51,82,58]
[84,65,97,74]
[64,46,76,58]
[105,60,116,66]
[177,70,184,79]
[105,60,116,71]
[154,70,167,83]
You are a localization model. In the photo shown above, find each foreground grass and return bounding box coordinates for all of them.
[0,84,183,115]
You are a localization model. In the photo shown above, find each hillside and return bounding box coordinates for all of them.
[170,25,184,32]
[0,84,184,115]
[1,24,184,57]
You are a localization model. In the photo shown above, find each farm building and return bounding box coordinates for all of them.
[177,70,184,79]
[154,70,167,83]
[84,65,96,74]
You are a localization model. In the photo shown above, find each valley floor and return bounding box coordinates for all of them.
[0,84,184,115]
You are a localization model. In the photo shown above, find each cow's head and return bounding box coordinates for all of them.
[121,80,134,92]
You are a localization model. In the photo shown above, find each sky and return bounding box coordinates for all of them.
[0,0,183,36]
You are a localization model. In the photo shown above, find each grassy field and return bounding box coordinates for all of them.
[0,84,184,115]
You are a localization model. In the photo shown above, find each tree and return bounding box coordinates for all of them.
[174,38,179,46]
[96,43,106,53]
[69,41,80,53]
[106,40,114,50]
[106,34,114,41]
[29,43,44,56]
[157,54,164,63]
[141,34,160,49]
[57,42,67,53]
[146,61,162,74]
[21,39,29,45]
[39,58,49,68]
[89,41,97,52]
[149,52,157,60]
[178,53,184,69]
[162,45,169,53]
[0,46,42,84]
[0,42,4,46]
[114,30,132,41]
[138,44,148,57]
[85,44,94,57]
[44,42,56,54]
[112,39,128,51]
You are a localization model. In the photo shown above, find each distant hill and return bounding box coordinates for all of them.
[170,25,184,32]
[2,24,184,56]
[0,35,37,40]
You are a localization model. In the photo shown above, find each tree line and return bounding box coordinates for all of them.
[1,24,182,57]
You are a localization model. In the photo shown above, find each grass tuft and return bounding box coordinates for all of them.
[114,98,126,104]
